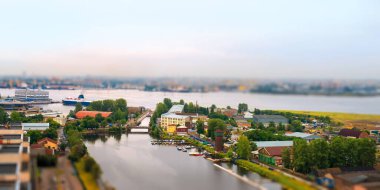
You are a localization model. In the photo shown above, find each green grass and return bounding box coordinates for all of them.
[75,158,100,190]
[237,160,317,190]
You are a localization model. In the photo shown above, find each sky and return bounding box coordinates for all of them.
[0,0,379,79]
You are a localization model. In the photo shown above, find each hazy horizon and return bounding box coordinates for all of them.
[1,0,379,79]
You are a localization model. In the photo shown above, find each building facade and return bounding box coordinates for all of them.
[0,124,31,190]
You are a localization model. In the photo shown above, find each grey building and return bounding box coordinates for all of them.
[252,115,289,127]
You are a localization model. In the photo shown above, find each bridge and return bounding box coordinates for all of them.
[126,111,152,133]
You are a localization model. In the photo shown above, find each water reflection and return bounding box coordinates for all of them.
[83,134,281,190]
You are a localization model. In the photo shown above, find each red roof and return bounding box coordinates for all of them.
[37,137,58,145]
[75,111,112,119]
[263,146,286,156]
[338,129,364,138]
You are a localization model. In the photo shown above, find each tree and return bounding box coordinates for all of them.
[236,135,251,160]
[27,130,43,144]
[356,138,376,167]
[163,98,173,109]
[115,98,127,112]
[227,148,234,158]
[179,99,185,105]
[250,142,258,151]
[277,123,286,131]
[10,111,25,122]
[282,147,292,169]
[95,113,104,123]
[210,104,216,113]
[0,108,7,123]
[309,139,329,170]
[74,103,83,113]
[329,137,347,168]
[43,127,58,140]
[293,139,311,173]
[196,120,205,135]
[187,102,196,113]
[207,119,226,140]
[290,120,303,132]
[238,103,248,114]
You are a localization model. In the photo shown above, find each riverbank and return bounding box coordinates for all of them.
[160,134,319,190]
[236,160,317,190]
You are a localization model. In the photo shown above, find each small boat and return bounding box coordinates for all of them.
[189,151,203,156]
[182,149,187,152]
[177,147,182,151]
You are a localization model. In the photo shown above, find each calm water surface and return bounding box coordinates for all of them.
[84,134,281,190]
[1,89,380,115]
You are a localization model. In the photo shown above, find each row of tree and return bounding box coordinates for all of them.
[282,137,377,174]
[244,130,294,141]
[0,108,45,123]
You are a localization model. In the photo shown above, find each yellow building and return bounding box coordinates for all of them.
[166,124,177,135]
[160,113,189,129]
[36,137,58,150]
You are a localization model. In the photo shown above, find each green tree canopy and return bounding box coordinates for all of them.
[207,119,226,140]
[236,135,251,160]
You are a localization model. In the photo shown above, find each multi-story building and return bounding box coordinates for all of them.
[0,124,31,190]
[160,113,189,129]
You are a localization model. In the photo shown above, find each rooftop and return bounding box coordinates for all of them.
[263,146,287,156]
[254,141,293,148]
[168,105,184,113]
[285,132,313,138]
[339,129,364,138]
[76,111,112,119]
[161,112,189,119]
[22,123,49,127]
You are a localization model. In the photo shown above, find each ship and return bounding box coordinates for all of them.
[62,94,92,106]
[12,89,52,104]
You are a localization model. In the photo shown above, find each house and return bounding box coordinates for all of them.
[220,108,238,118]
[236,119,251,129]
[258,146,287,166]
[22,123,50,131]
[244,112,253,119]
[252,115,289,127]
[75,111,112,119]
[285,132,321,142]
[176,126,188,136]
[338,129,369,139]
[36,137,58,150]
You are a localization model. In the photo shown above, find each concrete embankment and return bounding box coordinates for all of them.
[213,164,267,190]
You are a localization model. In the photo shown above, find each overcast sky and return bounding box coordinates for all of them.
[0,0,379,79]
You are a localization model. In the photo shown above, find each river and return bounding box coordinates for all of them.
[1,89,380,115]
[83,133,281,190]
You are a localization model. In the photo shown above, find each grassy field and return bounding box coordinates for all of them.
[283,110,380,129]
[75,158,100,190]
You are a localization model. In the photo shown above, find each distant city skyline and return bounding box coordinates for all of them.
[0,0,379,79]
